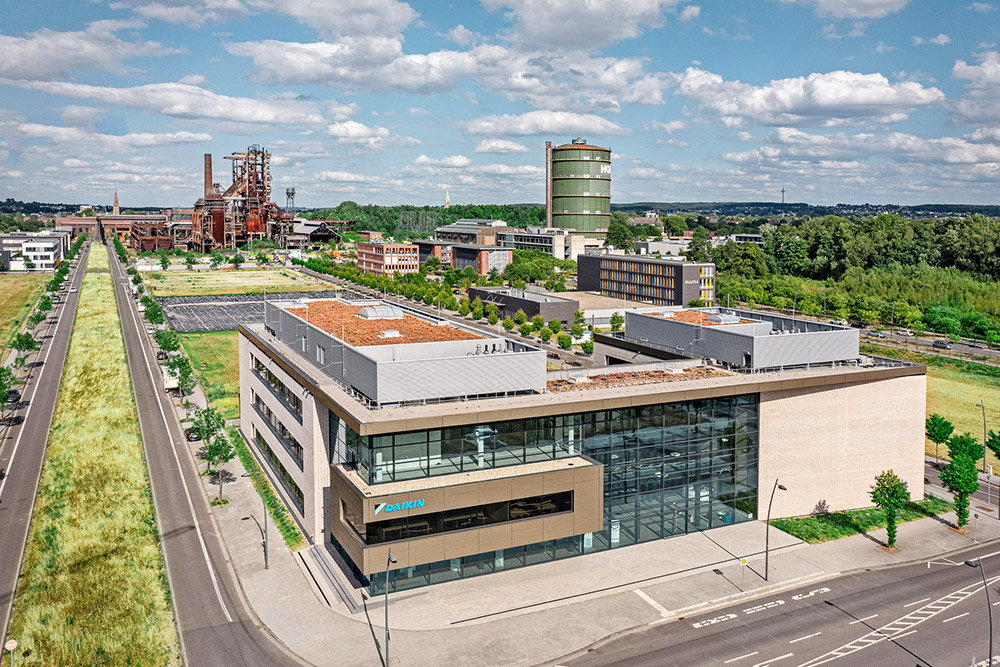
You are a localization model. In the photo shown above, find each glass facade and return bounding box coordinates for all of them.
[337,393,760,593]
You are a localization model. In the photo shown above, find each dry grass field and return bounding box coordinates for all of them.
[145,268,334,296]
[6,270,179,666]
[86,243,109,270]
[0,273,45,357]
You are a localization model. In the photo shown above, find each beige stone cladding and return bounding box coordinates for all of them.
[330,458,604,576]
[758,373,926,519]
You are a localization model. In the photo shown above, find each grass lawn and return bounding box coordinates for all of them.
[771,494,952,544]
[86,243,109,270]
[181,330,240,421]
[0,273,46,360]
[7,271,179,666]
[863,343,1000,467]
[146,268,335,297]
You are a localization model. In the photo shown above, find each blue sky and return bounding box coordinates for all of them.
[1,0,998,208]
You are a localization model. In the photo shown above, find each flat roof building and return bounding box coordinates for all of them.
[578,254,715,307]
[239,297,925,596]
[450,243,512,276]
[435,219,512,246]
[357,241,419,277]
[467,286,579,324]
[0,231,68,271]
[497,226,590,261]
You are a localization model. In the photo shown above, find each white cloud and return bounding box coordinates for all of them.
[779,0,911,19]
[63,158,90,168]
[474,138,530,154]
[953,50,1000,87]
[250,0,417,38]
[967,2,996,11]
[876,41,895,53]
[0,19,178,80]
[951,51,1000,124]
[8,122,211,151]
[60,105,105,130]
[913,33,951,46]
[674,67,944,128]
[678,5,701,21]
[108,0,249,27]
[652,119,686,133]
[0,79,350,125]
[413,154,473,167]
[446,24,478,46]
[408,107,429,116]
[821,21,867,38]
[315,170,379,183]
[460,110,629,136]
[482,0,681,49]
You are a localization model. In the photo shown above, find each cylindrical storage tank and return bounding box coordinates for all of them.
[548,138,611,235]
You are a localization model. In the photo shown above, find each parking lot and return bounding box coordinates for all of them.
[160,289,370,332]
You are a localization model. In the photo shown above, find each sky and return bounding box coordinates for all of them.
[0,0,999,208]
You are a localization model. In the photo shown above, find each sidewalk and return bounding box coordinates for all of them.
[153,374,1000,667]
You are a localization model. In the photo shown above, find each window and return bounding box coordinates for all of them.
[356,491,574,545]
[316,345,326,366]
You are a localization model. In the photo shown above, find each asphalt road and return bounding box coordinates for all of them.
[566,537,1000,667]
[864,329,1000,363]
[107,243,305,666]
[0,243,89,639]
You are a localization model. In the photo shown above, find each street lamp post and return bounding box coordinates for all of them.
[979,401,988,474]
[241,471,268,569]
[385,550,397,667]
[765,480,788,581]
[965,558,994,666]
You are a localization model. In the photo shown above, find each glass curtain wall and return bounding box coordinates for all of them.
[339,393,759,594]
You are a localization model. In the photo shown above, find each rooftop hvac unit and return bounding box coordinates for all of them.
[380,329,402,339]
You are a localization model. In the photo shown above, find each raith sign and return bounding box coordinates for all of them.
[374,499,425,516]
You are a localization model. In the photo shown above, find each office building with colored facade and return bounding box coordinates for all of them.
[357,241,420,277]
[577,254,716,307]
[239,296,924,596]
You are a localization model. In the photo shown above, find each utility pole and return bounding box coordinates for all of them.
[781,187,785,205]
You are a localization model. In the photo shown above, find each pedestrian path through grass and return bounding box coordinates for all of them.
[5,257,179,665]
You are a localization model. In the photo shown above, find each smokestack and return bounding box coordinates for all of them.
[203,153,212,198]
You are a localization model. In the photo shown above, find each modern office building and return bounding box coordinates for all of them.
[357,241,420,277]
[434,219,512,246]
[546,138,611,235]
[467,286,579,324]
[413,239,453,267]
[0,232,68,270]
[450,244,512,276]
[577,254,715,306]
[239,297,924,595]
[497,226,588,261]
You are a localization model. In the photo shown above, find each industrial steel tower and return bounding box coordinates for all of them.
[545,138,611,236]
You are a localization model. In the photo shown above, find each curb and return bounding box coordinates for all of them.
[539,534,1000,667]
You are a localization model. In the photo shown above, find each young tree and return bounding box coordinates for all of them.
[869,470,910,548]
[424,255,441,272]
[155,330,180,352]
[230,254,245,270]
[557,333,572,349]
[158,251,170,271]
[38,295,52,312]
[457,298,470,317]
[210,250,224,270]
[610,312,625,331]
[514,309,527,325]
[925,413,954,465]
[519,323,533,337]
[167,357,195,396]
[573,309,586,330]
[205,436,236,502]
[185,253,196,271]
[27,311,45,329]
[940,433,983,529]
[538,327,552,342]
[192,406,226,448]
[501,315,514,331]
[580,339,594,355]
[548,318,562,333]
[986,430,1000,465]
[531,315,546,330]
[12,332,39,359]
[0,366,16,409]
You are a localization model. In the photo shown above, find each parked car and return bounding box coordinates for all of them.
[146,327,154,334]
[183,428,201,442]
[156,350,168,361]
[899,329,913,337]
[70,287,77,293]
[933,340,952,350]
[870,330,887,338]
[6,388,20,404]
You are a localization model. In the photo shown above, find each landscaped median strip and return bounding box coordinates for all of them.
[5,258,179,664]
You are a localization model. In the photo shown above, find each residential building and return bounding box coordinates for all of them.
[238,298,924,595]
[434,219,512,246]
[357,241,420,277]
[497,226,588,261]
[577,254,715,306]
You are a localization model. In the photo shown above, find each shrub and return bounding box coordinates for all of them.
[558,333,572,349]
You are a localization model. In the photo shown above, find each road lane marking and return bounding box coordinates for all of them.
[943,612,970,623]
[849,614,878,625]
[745,600,785,614]
[798,575,1000,666]
[751,653,793,667]
[903,597,930,607]
[724,652,759,664]
[790,632,821,643]
[113,247,233,624]
[691,613,737,628]
[634,589,670,617]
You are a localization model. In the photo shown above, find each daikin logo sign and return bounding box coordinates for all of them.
[374,499,425,516]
